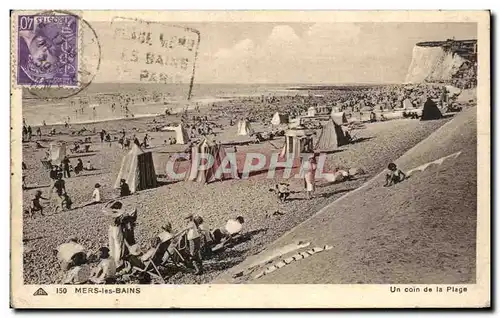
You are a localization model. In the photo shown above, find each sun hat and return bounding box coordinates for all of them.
[102,200,126,218]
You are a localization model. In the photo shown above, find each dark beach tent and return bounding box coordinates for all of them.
[421,98,443,121]
[315,118,350,151]
[114,144,157,193]
[331,111,348,125]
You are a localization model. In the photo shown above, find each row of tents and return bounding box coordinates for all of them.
[46,102,443,195]
[115,117,351,192]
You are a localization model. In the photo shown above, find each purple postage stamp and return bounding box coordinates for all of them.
[17,14,78,86]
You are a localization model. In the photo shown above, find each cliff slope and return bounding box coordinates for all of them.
[405,39,477,88]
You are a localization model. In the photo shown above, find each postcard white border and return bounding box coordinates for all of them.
[10,10,490,308]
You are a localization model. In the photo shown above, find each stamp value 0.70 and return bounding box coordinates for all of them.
[17,14,78,86]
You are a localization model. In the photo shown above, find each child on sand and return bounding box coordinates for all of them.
[28,190,49,218]
[89,247,116,284]
[384,162,406,187]
[92,183,101,203]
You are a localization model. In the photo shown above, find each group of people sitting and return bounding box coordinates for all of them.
[164,137,177,145]
[56,199,246,284]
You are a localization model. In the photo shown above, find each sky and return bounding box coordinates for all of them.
[92,22,477,84]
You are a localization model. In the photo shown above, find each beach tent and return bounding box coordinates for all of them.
[315,118,350,151]
[331,112,348,125]
[402,99,413,109]
[49,141,67,166]
[185,138,239,183]
[421,98,443,121]
[307,106,316,117]
[114,144,157,193]
[280,127,314,159]
[237,119,254,136]
[271,112,289,125]
[162,124,190,144]
[446,85,462,97]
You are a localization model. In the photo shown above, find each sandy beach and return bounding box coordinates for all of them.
[21,89,457,284]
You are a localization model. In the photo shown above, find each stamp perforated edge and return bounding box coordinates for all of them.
[10,10,84,90]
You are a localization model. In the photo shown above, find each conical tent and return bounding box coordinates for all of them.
[421,98,443,121]
[331,112,347,125]
[185,138,239,183]
[237,119,254,136]
[161,124,190,144]
[402,99,413,109]
[271,112,289,125]
[49,141,66,165]
[315,118,350,150]
[114,144,157,193]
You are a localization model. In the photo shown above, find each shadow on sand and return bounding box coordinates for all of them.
[350,136,375,145]
[319,187,358,199]
[318,149,346,155]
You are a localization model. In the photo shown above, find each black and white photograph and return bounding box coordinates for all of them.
[10,10,490,308]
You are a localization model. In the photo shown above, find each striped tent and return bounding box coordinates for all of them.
[185,138,239,184]
[114,144,157,193]
[237,119,254,136]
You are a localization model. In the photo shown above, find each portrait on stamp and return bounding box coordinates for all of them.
[17,14,78,86]
[9,10,490,309]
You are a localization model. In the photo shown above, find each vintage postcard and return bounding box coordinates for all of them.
[10,10,490,308]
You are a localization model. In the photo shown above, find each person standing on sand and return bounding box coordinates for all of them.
[62,156,71,178]
[51,173,66,214]
[103,201,126,268]
[303,154,318,200]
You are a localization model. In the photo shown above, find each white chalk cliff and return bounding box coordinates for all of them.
[404,40,477,88]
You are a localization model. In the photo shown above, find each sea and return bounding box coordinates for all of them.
[21,82,382,126]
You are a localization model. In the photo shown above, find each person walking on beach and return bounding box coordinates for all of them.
[51,173,66,214]
[62,156,71,178]
[99,130,105,143]
[303,154,318,200]
[133,135,141,148]
[27,126,32,141]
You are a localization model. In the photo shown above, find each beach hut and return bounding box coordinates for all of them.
[421,98,442,121]
[307,106,316,117]
[114,144,157,193]
[237,119,254,136]
[316,105,332,116]
[185,138,239,184]
[271,112,289,125]
[162,124,190,144]
[315,118,350,151]
[280,127,314,159]
[331,112,348,125]
[49,141,67,166]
